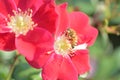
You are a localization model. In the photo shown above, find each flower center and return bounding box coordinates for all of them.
[7,8,36,36]
[54,28,78,56]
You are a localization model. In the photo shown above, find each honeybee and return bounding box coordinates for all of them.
[63,28,78,48]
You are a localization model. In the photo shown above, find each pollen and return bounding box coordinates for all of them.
[54,28,78,56]
[7,8,37,36]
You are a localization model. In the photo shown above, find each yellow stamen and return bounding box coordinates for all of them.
[7,8,37,36]
[54,28,78,56]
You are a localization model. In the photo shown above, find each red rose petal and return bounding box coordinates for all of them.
[15,37,36,60]
[42,54,78,80]
[69,12,98,46]
[71,50,90,75]
[58,56,78,80]
[0,13,11,33]
[0,32,15,51]
[69,12,89,34]
[0,0,17,16]
[26,50,52,68]
[16,0,43,14]
[33,1,58,34]
[42,54,60,80]
[16,27,54,61]
[79,26,98,46]
[55,3,68,38]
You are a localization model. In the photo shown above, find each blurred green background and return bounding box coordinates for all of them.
[0,0,120,80]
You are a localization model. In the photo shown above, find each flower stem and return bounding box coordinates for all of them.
[5,54,19,80]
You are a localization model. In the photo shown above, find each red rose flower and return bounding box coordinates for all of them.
[16,2,98,80]
[0,0,58,51]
